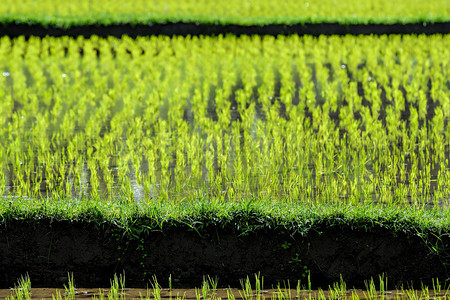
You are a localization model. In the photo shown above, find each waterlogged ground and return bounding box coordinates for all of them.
[1,287,449,300]
[0,35,449,206]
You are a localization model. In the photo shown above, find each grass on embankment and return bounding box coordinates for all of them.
[0,191,448,287]
[0,0,448,28]
[0,197,448,240]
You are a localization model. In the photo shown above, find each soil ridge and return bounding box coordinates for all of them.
[0,220,448,288]
[0,22,449,37]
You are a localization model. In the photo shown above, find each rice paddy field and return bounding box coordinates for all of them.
[0,0,449,293]
[0,0,448,26]
[2,274,450,300]
[0,33,448,288]
[0,34,449,206]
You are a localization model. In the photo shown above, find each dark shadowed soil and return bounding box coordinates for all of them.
[0,220,448,288]
[0,22,449,38]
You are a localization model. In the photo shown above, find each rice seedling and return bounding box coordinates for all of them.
[194,287,202,300]
[9,274,31,300]
[226,289,236,300]
[239,276,254,300]
[275,281,292,300]
[138,284,152,300]
[363,278,378,300]
[208,276,219,294]
[52,289,63,300]
[254,273,263,298]
[64,273,76,300]
[202,278,211,300]
[328,276,347,300]
[108,273,126,300]
[151,276,161,300]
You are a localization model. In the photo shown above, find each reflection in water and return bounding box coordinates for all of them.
[2,132,448,207]
[0,35,448,207]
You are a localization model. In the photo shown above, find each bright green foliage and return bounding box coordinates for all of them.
[1,197,449,234]
[0,0,448,26]
[0,35,448,207]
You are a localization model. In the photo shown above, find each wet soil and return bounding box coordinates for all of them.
[0,220,448,288]
[0,288,448,300]
[0,22,448,38]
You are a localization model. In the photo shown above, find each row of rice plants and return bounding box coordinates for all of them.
[0,0,448,26]
[0,34,448,206]
[5,273,450,300]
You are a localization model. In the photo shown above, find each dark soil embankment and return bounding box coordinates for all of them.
[0,219,448,288]
[0,22,449,37]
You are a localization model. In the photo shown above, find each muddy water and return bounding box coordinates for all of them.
[0,288,448,300]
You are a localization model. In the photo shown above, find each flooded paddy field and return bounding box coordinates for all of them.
[0,273,449,300]
[0,34,448,288]
[0,35,449,207]
[1,287,449,300]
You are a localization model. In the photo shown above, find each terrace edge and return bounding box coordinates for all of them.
[0,22,449,37]
[0,218,448,288]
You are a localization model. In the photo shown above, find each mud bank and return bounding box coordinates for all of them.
[0,22,449,38]
[0,219,448,288]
